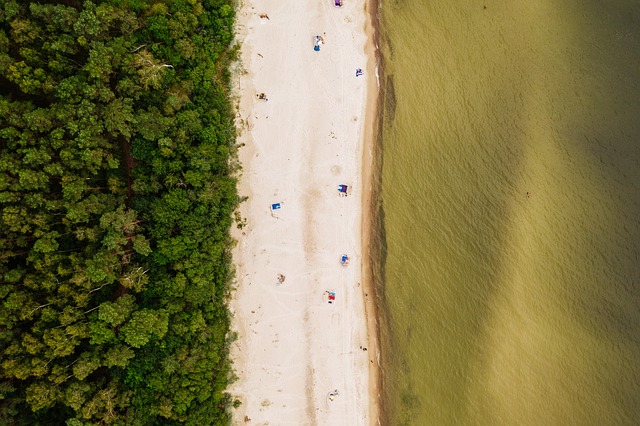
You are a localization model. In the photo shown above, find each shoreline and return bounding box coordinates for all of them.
[361,0,383,422]
[229,0,382,423]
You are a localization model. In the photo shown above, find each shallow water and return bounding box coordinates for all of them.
[377,0,640,424]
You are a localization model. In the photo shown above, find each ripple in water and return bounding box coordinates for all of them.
[377,0,640,424]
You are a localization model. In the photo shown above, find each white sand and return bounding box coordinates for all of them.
[229,0,378,424]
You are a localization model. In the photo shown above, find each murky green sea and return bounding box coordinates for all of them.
[377,1,640,424]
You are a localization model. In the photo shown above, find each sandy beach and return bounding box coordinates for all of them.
[229,0,379,424]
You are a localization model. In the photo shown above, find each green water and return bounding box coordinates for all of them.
[378,1,640,424]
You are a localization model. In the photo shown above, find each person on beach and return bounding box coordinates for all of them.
[324,291,336,304]
[338,184,350,196]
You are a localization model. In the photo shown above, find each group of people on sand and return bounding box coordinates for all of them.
[255,4,368,410]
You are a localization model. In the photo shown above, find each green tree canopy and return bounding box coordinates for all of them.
[1,0,238,423]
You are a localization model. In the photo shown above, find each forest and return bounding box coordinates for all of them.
[0,0,239,423]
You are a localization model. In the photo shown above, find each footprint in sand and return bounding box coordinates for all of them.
[331,313,340,326]
[331,165,342,176]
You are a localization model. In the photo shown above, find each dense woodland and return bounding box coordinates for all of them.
[0,0,239,423]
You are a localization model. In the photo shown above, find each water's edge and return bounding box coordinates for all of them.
[361,0,385,422]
